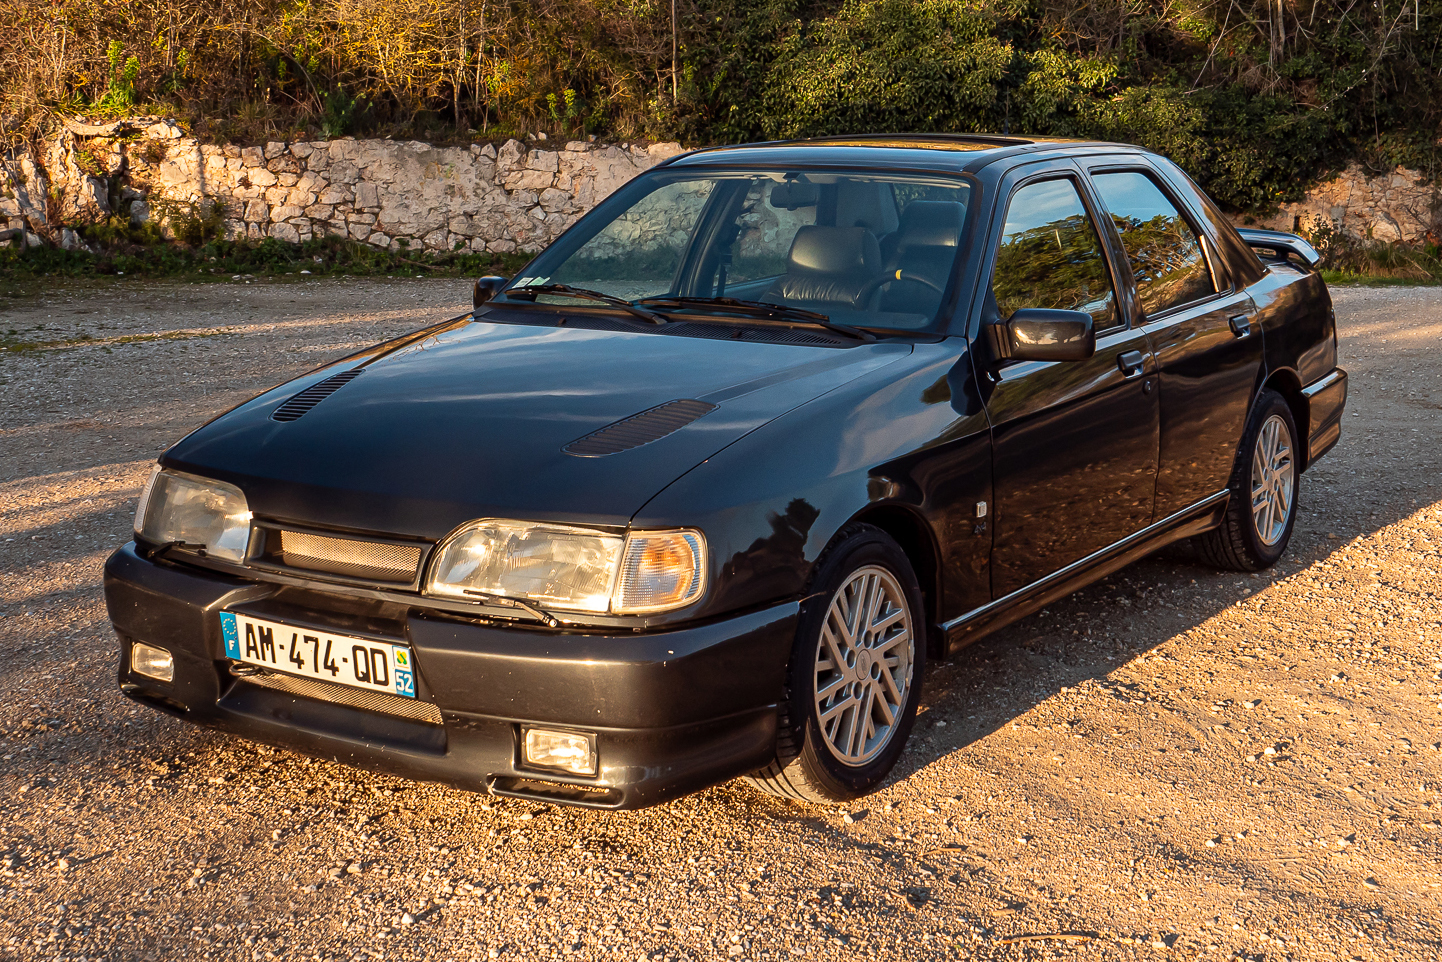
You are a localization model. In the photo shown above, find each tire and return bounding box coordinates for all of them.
[1197,389,1300,571]
[745,524,926,804]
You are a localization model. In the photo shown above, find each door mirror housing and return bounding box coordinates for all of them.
[473,276,509,308]
[1001,308,1096,362]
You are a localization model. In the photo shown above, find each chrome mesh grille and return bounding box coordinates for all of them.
[273,530,423,583]
[241,670,443,724]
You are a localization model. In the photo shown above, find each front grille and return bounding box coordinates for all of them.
[240,669,443,724]
[270,529,423,583]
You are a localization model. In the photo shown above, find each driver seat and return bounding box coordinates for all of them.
[878,201,963,314]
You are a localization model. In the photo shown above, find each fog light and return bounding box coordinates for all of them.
[131,643,174,682]
[522,727,596,777]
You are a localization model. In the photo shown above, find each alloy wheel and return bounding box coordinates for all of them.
[1250,413,1295,546]
[813,565,915,766]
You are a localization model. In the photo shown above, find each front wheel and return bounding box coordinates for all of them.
[1197,389,1300,571]
[745,525,925,804]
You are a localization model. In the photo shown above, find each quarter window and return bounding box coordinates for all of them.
[1091,171,1216,317]
[991,178,1116,328]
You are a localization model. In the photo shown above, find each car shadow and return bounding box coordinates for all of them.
[888,455,1442,786]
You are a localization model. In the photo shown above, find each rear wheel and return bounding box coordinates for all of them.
[1198,389,1299,571]
[745,525,925,804]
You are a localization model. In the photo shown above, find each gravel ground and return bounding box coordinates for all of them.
[1,279,1440,962]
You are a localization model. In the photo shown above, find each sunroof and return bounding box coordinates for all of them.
[808,136,1022,151]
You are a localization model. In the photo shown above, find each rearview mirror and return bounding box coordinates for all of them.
[1005,308,1096,362]
[769,181,819,210]
[473,276,509,308]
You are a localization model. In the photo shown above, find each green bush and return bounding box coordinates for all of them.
[4,0,1442,216]
[0,235,531,282]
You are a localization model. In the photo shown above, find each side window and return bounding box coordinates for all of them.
[991,178,1116,328]
[1091,171,1217,317]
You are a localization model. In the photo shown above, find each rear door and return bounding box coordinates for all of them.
[1081,161,1265,518]
[982,162,1160,598]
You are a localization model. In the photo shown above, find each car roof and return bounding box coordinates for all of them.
[664,133,1150,175]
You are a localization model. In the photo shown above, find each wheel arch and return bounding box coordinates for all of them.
[847,503,946,660]
[1261,367,1309,465]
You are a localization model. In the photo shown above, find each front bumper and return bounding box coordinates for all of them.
[103,543,797,809]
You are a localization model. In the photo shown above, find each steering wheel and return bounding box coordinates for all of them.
[855,269,947,303]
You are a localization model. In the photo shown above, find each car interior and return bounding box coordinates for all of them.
[747,177,967,329]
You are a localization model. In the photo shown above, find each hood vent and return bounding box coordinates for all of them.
[564,399,718,457]
[271,368,363,422]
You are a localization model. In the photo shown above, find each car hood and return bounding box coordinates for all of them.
[164,317,912,539]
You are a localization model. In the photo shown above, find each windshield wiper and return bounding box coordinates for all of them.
[634,296,874,342]
[503,284,669,325]
[461,589,562,628]
[145,539,209,559]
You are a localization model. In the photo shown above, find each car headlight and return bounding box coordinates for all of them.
[425,520,705,615]
[134,466,252,563]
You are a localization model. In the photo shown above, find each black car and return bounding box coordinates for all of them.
[105,134,1347,809]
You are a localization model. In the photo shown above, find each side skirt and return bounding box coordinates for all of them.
[941,490,1230,652]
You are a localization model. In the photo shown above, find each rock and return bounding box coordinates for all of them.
[400,913,416,925]
[355,182,379,209]
[130,196,152,227]
[538,187,572,213]
[240,146,265,167]
[60,228,88,252]
[247,168,278,188]
[269,222,301,243]
[77,175,110,217]
[264,141,287,160]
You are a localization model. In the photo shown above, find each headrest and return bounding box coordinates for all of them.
[895,201,963,250]
[786,226,881,275]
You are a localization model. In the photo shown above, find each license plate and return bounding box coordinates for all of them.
[219,611,416,698]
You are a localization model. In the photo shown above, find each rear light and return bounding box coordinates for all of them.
[131,643,174,682]
[521,727,596,776]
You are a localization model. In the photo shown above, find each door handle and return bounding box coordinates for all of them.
[1117,350,1146,379]
[1229,314,1253,338]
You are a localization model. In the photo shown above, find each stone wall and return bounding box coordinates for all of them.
[1242,163,1442,244]
[4,121,1440,253]
[0,118,685,254]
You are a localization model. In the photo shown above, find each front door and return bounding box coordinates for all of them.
[982,170,1160,597]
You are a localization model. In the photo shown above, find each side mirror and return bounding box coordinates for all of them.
[1004,308,1096,362]
[473,276,509,308]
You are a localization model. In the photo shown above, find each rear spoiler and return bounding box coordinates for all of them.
[1236,228,1322,271]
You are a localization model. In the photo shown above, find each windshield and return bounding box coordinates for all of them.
[504,169,972,332]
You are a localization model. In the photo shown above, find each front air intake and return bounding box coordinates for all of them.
[271,368,363,422]
[563,399,718,457]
